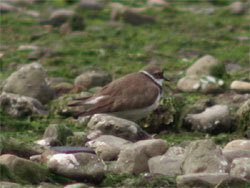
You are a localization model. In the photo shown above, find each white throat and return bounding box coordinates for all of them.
[140,70,163,87]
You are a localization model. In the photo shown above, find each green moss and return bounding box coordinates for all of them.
[0,164,27,184]
[101,173,176,188]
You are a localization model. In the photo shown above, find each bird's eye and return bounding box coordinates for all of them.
[155,72,163,78]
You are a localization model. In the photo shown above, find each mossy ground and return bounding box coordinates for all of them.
[0,0,249,187]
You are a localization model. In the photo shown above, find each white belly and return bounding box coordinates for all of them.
[109,93,161,121]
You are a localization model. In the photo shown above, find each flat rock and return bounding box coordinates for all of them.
[85,135,131,161]
[115,139,168,175]
[182,139,229,174]
[230,157,250,180]
[186,55,225,76]
[0,92,48,118]
[185,105,231,134]
[0,154,47,184]
[231,81,250,93]
[177,75,224,93]
[224,139,250,151]
[85,114,150,141]
[2,63,54,104]
[74,69,111,90]
[176,173,231,187]
[46,152,105,183]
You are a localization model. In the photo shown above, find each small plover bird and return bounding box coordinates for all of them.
[68,66,169,121]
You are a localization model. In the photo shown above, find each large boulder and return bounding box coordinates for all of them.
[0,154,47,184]
[85,135,131,161]
[114,139,168,175]
[0,92,48,118]
[2,63,54,104]
[46,152,105,183]
[184,105,231,134]
[182,139,229,174]
[85,114,150,141]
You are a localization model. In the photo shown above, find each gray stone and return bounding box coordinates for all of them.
[49,9,75,27]
[85,135,131,161]
[2,63,54,104]
[186,55,224,76]
[0,92,48,118]
[54,82,74,98]
[74,69,111,90]
[115,139,168,175]
[176,173,231,187]
[121,9,155,25]
[236,99,250,122]
[0,137,42,158]
[165,146,185,157]
[0,181,22,188]
[46,152,105,182]
[223,150,250,163]
[231,81,250,93]
[78,0,103,11]
[177,75,224,93]
[0,154,47,184]
[182,139,229,174]
[229,1,246,15]
[35,124,73,147]
[64,183,89,188]
[18,45,39,51]
[230,157,250,180]
[185,105,231,134]
[85,114,150,142]
[0,2,18,13]
[148,146,185,177]
[148,155,183,177]
[147,0,169,7]
[224,139,250,151]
